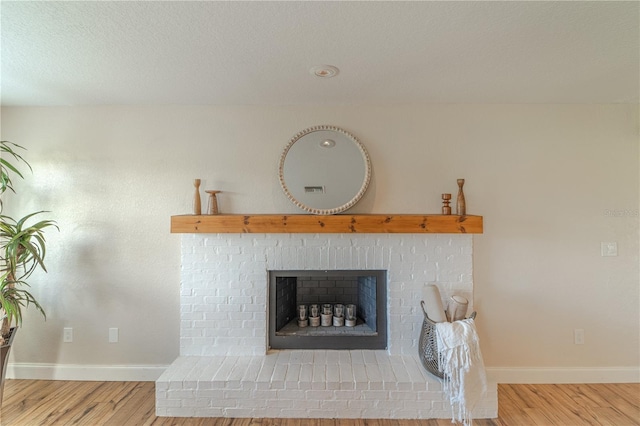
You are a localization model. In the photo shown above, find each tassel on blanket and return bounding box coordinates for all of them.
[435,318,487,426]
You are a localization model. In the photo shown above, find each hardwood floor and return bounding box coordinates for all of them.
[0,380,638,425]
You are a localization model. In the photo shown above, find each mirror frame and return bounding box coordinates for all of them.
[278,125,371,215]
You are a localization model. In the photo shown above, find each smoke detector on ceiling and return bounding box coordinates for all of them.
[310,65,339,78]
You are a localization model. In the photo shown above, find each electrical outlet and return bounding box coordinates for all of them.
[109,327,119,343]
[63,327,73,343]
[574,329,585,345]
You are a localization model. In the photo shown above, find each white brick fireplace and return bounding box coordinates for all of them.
[156,232,497,419]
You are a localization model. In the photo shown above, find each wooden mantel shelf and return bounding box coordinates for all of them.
[171,214,483,234]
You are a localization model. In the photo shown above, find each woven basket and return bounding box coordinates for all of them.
[418,300,476,379]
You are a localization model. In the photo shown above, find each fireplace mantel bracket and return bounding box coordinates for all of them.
[171,214,483,234]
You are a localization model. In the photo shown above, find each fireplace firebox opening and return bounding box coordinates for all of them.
[268,270,387,350]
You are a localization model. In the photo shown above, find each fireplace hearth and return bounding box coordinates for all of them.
[157,232,497,419]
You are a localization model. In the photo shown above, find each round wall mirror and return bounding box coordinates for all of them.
[279,125,371,215]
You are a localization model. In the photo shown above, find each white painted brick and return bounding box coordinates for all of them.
[368,380,385,390]
[351,364,368,384]
[155,398,182,408]
[334,390,359,400]
[390,391,417,400]
[305,409,338,418]
[277,238,304,247]
[361,408,392,418]
[347,399,371,409]
[349,350,364,364]
[312,350,327,364]
[275,351,291,364]
[284,363,301,387]
[362,389,390,400]
[271,364,287,388]
[281,408,314,418]
[162,234,496,419]
[430,399,448,411]
[195,389,224,400]
[261,407,284,417]
[181,328,204,338]
[325,350,340,365]
[194,408,225,417]
[364,364,382,384]
[383,381,398,391]
[395,409,420,418]
[182,397,213,408]
[223,389,253,400]
[369,399,403,410]
[323,382,342,394]
[224,408,254,417]
[303,389,333,400]
[326,366,340,390]
[276,389,307,400]
[311,364,326,390]
[164,407,196,416]
[339,378,355,390]
[269,381,284,392]
[253,238,279,247]
[239,399,268,409]
[293,399,322,410]
[320,399,350,411]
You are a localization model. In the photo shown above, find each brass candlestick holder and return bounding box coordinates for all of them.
[441,193,452,215]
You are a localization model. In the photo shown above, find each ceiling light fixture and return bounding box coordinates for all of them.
[320,139,336,148]
[310,65,339,78]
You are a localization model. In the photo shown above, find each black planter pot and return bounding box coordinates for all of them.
[0,327,17,409]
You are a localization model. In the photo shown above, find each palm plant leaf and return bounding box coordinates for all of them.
[1,212,58,280]
[0,279,45,325]
[0,141,56,335]
[0,141,31,196]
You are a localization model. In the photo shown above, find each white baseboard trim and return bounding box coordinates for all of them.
[7,364,639,384]
[6,363,169,382]
[486,367,640,384]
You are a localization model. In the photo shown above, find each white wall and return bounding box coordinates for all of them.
[1,104,638,382]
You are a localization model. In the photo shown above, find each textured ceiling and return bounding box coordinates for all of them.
[1,1,638,106]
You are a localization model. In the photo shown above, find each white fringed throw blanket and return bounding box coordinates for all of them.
[435,318,487,426]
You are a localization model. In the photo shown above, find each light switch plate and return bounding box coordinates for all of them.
[601,242,618,257]
[109,327,119,343]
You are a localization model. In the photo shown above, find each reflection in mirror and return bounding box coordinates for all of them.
[279,125,371,215]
